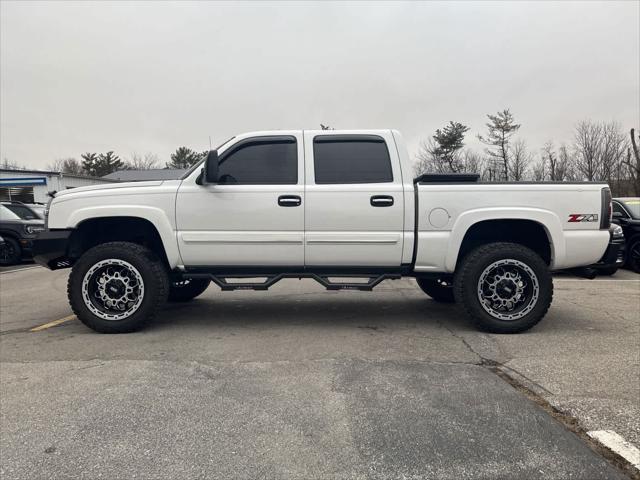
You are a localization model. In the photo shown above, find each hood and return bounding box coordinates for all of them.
[53,180,165,198]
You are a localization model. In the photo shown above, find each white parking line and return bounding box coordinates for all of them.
[555,279,640,282]
[588,430,640,470]
[0,265,43,274]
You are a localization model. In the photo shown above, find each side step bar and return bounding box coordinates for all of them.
[184,273,401,291]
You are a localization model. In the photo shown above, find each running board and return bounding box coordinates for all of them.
[184,273,401,291]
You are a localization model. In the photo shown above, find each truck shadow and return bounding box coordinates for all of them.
[150,293,473,333]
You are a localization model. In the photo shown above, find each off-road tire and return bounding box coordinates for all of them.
[416,278,455,303]
[168,278,211,302]
[0,237,21,265]
[453,242,553,334]
[68,242,169,333]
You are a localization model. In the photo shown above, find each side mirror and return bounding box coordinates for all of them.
[612,211,624,219]
[204,150,219,183]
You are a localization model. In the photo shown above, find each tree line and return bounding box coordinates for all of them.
[3,119,638,195]
[41,147,208,178]
[415,109,640,196]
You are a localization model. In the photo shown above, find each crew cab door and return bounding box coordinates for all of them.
[175,132,304,267]
[303,131,405,267]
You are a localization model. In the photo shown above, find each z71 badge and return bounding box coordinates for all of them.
[568,214,599,222]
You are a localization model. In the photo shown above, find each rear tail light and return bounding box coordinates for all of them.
[600,187,612,229]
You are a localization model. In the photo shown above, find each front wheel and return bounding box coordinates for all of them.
[68,242,169,333]
[0,237,21,265]
[453,242,553,333]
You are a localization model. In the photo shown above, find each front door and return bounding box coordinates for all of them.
[303,131,405,267]
[175,132,304,267]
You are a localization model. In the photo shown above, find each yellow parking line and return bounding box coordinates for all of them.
[30,315,76,332]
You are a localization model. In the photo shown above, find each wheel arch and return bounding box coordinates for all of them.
[68,214,179,269]
[446,209,562,271]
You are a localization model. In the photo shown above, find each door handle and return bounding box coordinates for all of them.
[370,195,394,207]
[278,195,302,207]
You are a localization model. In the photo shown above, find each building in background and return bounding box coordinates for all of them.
[0,168,116,203]
[101,169,186,182]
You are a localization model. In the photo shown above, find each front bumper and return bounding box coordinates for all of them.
[32,229,73,269]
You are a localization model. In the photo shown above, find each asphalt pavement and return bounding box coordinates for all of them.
[1,265,638,479]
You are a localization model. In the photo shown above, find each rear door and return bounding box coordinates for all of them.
[303,131,405,267]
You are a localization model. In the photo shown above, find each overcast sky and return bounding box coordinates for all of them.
[1,0,638,170]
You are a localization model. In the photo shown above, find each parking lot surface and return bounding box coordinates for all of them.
[1,266,638,479]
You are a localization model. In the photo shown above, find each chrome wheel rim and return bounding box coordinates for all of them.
[82,259,145,321]
[477,259,539,321]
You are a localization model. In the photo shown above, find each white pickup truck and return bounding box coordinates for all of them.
[33,130,618,334]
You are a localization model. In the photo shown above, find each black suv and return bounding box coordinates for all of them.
[612,197,640,272]
[0,202,45,265]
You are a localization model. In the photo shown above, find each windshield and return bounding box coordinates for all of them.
[180,136,236,180]
[622,199,640,219]
[0,204,22,221]
[4,204,39,220]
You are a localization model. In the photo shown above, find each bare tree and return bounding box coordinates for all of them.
[478,109,521,180]
[414,138,439,175]
[557,144,574,180]
[1,158,26,170]
[461,150,485,177]
[510,139,531,181]
[539,141,570,181]
[127,152,159,170]
[531,158,547,181]
[573,120,604,181]
[48,157,83,175]
[623,128,640,195]
[600,121,628,192]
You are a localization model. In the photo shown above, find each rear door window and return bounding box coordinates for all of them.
[313,135,393,184]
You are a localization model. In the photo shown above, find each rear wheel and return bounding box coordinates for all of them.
[168,278,211,302]
[0,237,21,265]
[454,242,553,333]
[416,278,455,303]
[68,242,169,333]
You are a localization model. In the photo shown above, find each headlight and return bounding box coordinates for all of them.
[25,225,45,235]
[611,225,624,239]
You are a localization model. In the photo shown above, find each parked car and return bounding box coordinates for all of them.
[34,129,615,334]
[1,201,43,220]
[611,197,640,272]
[591,224,626,276]
[0,204,46,265]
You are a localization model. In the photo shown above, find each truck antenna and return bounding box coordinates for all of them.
[209,135,212,150]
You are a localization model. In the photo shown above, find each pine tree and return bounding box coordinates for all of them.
[478,109,521,180]
[166,147,205,169]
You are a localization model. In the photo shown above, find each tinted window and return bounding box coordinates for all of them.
[4,204,37,220]
[313,136,393,184]
[218,138,297,185]
[612,202,628,217]
[0,205,21,221]
[621,200,640,219]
